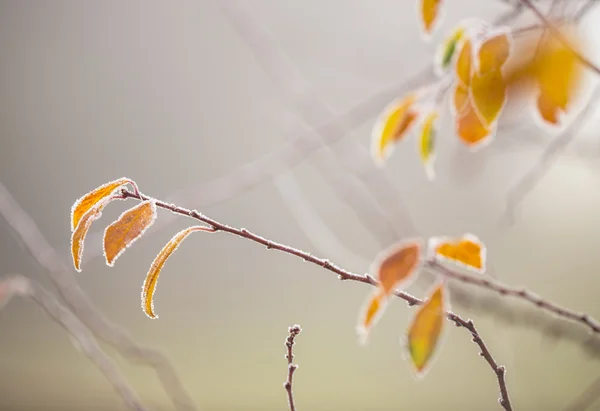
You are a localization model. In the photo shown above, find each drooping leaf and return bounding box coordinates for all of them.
[356,290,387,344]
[71,196,119,272]
[419,0,444,37]
[372,240,422,296]
[142,225,213,319]
[103,200,158,267]
[455,39,473,87]
[470,69,507,126]
[428,233,487,273]
[371,95,419,165]
[71,177,133,231]
[455,99,493,149]
[418,111,438,180]
[407,283,446,377]
[476,29,512,74]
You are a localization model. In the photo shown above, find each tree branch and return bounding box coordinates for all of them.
[1,275,148,411]
[284,325,302,411]
[118,188,513,410]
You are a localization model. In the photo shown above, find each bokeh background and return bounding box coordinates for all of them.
[2,1,600,410]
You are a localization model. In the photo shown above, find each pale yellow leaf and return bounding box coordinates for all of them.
[371,95,418,165]
[103,200,158,267]
[417,111,438,180]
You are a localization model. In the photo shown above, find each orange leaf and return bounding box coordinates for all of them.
[451,82,470,116]
[455,99,493,149]
[142,225,213,319]
[428,233,487,273]
[419,0,444,37]
[71,177,134,232]
[71,196,119,272]
[407,283,446,377]
[455,39,473,87]
[372,240,422,296]
[477,30,512,74]
[103,200,158,267]
[536,94,561,125]
[371,95,419,165]
[470,69,507,126]
[356,290,387,344]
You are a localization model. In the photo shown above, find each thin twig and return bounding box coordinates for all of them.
[518,0,600,74]
[0,183,197,411]
[119,188,513,410]
[284,325,302,411]
[1,275,148,411]
[427,260,600,334]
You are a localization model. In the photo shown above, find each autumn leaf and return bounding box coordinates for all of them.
[406,283,446,377]
[371,95,419,165]
[372,240,422,296]
[470,69,507,126]
[142,225,214,319]
[71,177,134,231]
[455,99,493,149]
[71,196,119,272]
[419,0,444,37]
[476,29,512,74]
[356,290,387,344]
[417,111,438,180]
[451,82,470,116]
[428,233,487,273]
[455,39,473,87]
[103,200,158,267]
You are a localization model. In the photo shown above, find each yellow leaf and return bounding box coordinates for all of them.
[477,30,512,74]
[451,82,470,116]
[371,95,419,165]
[418,111,438,180]
[455,39,473,87]
[419,0,444,37]
[356,290,387,344]
[470,69,507,126]
[372,240,422,296]
[455,99,493,149]
[71,197,117,272]
[407,283,446,377]
[103,200,158,267]
[428,233,487,273]
[536,94,561,125]
[142,225,213,319]
[71,177,134,232]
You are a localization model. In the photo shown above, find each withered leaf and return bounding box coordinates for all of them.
[142,225,213,319]
[373,240,422,296]
[103,200,158,267]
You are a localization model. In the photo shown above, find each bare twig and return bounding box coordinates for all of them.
[0,183,197,411]
[119,188,512,410]
[427,260,600,334]
[284,325,302,411]
[1,275,148,411]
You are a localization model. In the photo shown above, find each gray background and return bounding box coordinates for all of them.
[1,1,600,410]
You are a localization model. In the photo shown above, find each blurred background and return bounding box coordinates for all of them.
[2,0,600,410]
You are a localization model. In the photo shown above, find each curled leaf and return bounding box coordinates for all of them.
[356,290,387,344]
[417,111,438,180]
[71,177,134,231]
[372,240,422,296]
[142,225,213,319]
[470,69,507,126]
[419,0,444,37]
[476,29,512,74]
[103,200,158,267]
[428,233,487,273]
[371,95,419,165]
[71,197,117,272]
[406,283,446,377]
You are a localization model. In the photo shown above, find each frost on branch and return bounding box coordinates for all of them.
[103,200,158,267]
